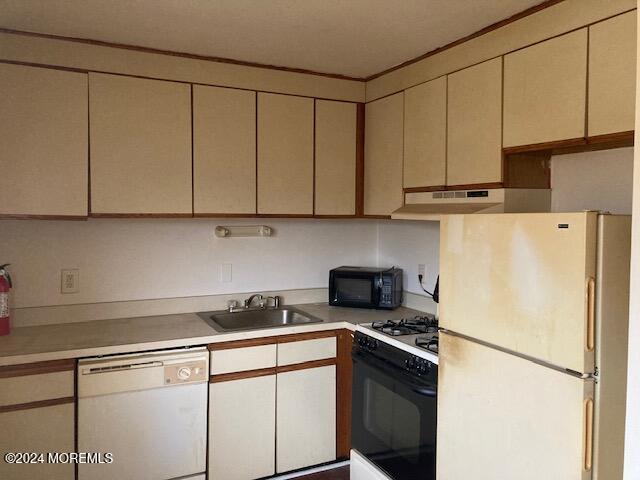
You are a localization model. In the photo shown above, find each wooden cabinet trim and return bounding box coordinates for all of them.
[0,359,75,379]
[0,396,74,413]
[208,329,340,352]
[208,337,279,351]
[355,103,365,216]
[503,137,587,155]
[0,214,88,221]
[502,131,634,156]
[209,367,276,383]
[336,330,353,459]
[277,358,336,374]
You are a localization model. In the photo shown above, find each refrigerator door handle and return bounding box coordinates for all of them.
[587,277,595,351]
[584,397,594,472]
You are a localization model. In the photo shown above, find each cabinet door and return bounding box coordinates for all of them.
[404,76,447,188]
[89,73,192,215]
[504,29,588,147]
[315,100,357,215]
[0,63,88,217]
[193,86,256,214]
[447,57,502,187]
[364,92,403,216]
[0,403,75,480]
[257,93,314,215]
[588,11,637,136]
[276,365,336,473]
[209,375,276,480]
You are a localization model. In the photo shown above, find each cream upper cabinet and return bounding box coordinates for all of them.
[0,63,88,217]
[364,92,403,216]
[315,100,357,215]
[193,85,256,214]
[404,76,447,188]
[504,29,588,147]
[588,11,637,137]
[446,57,502,187]
[89,73,192,215]
[257,93,314,215]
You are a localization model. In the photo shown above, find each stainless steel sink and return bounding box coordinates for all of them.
[198,307,322,332]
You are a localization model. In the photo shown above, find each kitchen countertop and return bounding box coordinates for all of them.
[0,303,425,366]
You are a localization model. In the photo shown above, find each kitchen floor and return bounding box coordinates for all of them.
[298,466,349,480]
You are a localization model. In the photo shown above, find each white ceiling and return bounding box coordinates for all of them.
[0,0,544,79]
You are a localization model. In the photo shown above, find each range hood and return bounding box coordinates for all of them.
[391,188,551,221]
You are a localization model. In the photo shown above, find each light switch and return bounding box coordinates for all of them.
[219,263,232,283]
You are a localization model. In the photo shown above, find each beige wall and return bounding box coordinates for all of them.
[623,3,640,477]
[0,32,364,102]
[551,148,634,214]
[0,219,377,309]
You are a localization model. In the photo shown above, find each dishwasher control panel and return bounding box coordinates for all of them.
[164,360,207,385]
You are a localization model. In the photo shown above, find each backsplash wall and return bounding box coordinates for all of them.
[0,218,378,309]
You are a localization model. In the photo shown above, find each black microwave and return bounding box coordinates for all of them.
[329,266,403,309]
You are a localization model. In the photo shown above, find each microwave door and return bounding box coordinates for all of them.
[332,274,380,308]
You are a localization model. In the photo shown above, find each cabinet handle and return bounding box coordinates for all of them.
[586,277,595,351]
[584,398,594,471]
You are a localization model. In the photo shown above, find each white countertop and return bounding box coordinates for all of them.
[0,304,425,366]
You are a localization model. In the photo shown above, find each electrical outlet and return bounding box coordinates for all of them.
[418,264,426,277]
[219,263,232,283]
[61,269,79,294]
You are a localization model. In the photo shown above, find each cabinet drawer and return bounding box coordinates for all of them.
[0,370,74,408]
[210,344,277,375]
[278,337,337,366]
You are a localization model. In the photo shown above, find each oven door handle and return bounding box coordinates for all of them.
[352,350,437,396]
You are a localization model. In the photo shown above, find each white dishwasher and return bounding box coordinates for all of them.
[78,347,208,480]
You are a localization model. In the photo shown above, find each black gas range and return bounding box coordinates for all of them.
[370,314,439,354]
[352,315,438,480]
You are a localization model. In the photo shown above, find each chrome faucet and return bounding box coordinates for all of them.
[244,294,264,309]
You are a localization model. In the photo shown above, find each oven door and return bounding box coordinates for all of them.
[351,349,437,480]
[329,271,380,308]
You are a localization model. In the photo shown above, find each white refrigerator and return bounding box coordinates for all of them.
[438,212,630,480]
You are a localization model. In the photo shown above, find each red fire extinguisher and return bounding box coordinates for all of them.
[0,264,12,336]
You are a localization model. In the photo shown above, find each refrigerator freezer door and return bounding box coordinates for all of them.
[440,212,597,373]
[437,333,594,480]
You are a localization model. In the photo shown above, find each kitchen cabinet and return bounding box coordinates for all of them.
[209,375,276,480]
[193,85,256,215]
[315,100,357,216]
[89,73,192,215]
[588,11,637,137]
[276,365,337,473]
[0,63,88,217]
[364,92,404,216]
[0,360,75,480]
[403,76,447,189]
[446,57,503,187]
[503,29,588,148]
[257,93,314,215]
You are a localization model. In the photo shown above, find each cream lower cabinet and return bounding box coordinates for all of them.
[0,361,75,480]
[89,73,192,215]
[276,365,337,473]
[364,92,404,216]
[209,375,276,480]
[0,63,88,217]
[588,10,637,137]
[446,57,502,187]
[504,29,587,147]
[257,93,314,215]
